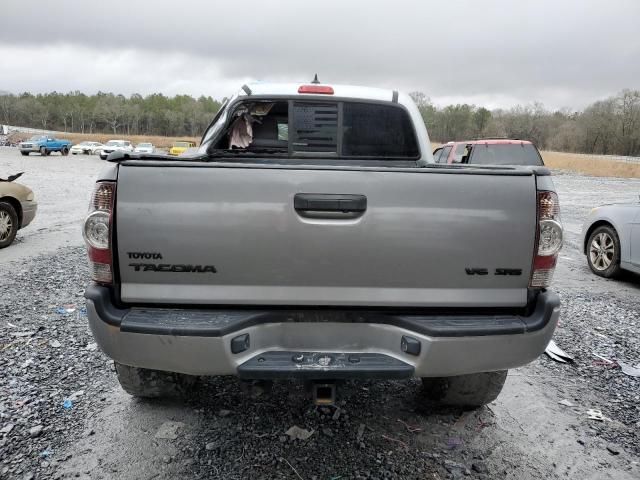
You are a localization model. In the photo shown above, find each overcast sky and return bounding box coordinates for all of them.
[1,0,638,110]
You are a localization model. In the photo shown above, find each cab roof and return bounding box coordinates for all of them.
[240,82,401,104]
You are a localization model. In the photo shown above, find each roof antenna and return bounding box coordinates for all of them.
[311,74,320,84]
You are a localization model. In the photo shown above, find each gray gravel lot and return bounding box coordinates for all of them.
[1,147,639,479]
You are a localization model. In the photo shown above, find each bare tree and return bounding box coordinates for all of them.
[96,96,125,134]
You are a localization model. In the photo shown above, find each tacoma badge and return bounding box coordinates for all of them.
[129,263,217,273]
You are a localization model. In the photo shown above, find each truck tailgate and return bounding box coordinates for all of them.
[115,164,537,307]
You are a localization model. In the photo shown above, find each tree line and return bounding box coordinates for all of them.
[0,89,638,155]
[410,89,640,156]
[0,92,223,138]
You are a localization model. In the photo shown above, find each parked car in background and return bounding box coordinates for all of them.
[0,172,37,248]
[168,140,196,156]
[71,141,104,155]
[433,139,544,166]
[133,142,155,154]
[99,140,134,160]
[582,202,640,278]
[19,135,72,156]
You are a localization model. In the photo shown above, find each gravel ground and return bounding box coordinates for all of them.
[0,247,114,479]
[1,149,639,479]
[547,172,640,455]
[539,290,640,455]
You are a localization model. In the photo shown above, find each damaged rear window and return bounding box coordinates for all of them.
[209,99,419,160]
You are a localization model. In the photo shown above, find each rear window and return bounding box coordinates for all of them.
[469,144,544,166]
[213,99,419,160]
[341,103,419,158]
[291,101,418,158]
[291,102,339,154]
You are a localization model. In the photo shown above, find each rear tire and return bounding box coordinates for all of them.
[587,225,622,278]
[114,362,198,398]
[0,201,19,249]
[421,370,508,408]
[40,147,47,156]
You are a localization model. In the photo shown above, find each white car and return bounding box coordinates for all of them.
[133,142,154,154]
[582,202,640,278]
[70,141,104,155]
[99,140,134,160]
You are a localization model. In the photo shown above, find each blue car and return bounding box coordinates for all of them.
[18,135,72,156]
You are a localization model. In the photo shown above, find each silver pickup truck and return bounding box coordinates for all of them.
[83,82,562,407]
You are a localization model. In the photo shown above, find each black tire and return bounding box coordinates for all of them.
[586,225,622,278]
[61,146,69,156]
[20,151,29,156]
[0,201,19,249]
[114,362,198,398]
[40,146,47,156]
[421,370,508,409]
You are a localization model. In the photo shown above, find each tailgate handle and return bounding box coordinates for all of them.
[294,193,367,215]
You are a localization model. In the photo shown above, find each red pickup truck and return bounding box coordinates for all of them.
[433,139,544,166]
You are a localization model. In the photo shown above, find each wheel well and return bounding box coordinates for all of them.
[584,220,615,254]
[0,196,23,228]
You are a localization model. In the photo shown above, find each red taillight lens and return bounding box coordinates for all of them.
[83,182,115,284]
[530,191,563,288]
[298,85,334,95]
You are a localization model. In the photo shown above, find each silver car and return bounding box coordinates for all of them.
[133,142,154,154]
[582,201,640,277]
[99,140,134,160]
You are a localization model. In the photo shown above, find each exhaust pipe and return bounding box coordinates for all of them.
[312,382,337,406]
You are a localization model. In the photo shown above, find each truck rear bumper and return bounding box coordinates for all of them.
[85,285,560,378]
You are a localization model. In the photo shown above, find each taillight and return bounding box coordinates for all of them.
[298,85,334,95]
[530,191,563,288]
[83,182,115,284]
